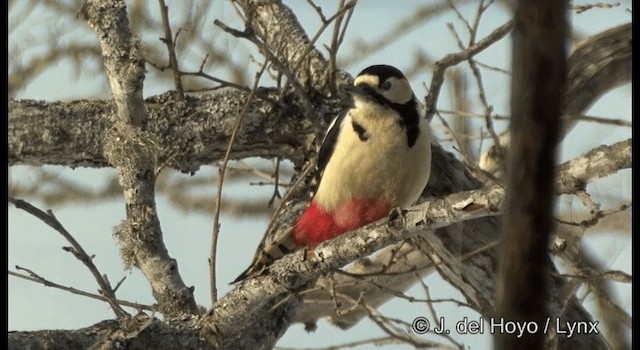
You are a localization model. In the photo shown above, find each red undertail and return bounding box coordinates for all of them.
[293,199,391,247]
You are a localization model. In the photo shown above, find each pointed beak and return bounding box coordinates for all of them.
[340,84,375,99]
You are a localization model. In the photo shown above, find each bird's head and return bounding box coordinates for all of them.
[342,64,415,106]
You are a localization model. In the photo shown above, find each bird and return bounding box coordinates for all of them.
[232,64,432,283]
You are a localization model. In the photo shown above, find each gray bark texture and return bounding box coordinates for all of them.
[8,0,630,349]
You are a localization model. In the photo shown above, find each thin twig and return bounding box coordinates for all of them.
[435,112,504,186]
[362,303,457,349]
[214,17,314,116]
[209,59,270,304]
[325,0,351,91]
[566,113,632,127]
[273,336,405,350]
[178,60,251,92]
[474,60,511,75]
[449,0,504,165]
[555,202,631,229]
[553,269,632,284]
[339,2,453,68]
[158,0,183,93]
[424,20,513,120]
[571,2,621,14]
[9,268,155,312]
[332,271,474,309]
[268,157,282,208]
[439,109,631,128]
[259,160,317,251]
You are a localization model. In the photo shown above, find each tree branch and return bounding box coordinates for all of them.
[233,0,330,91]
[425,20,514,120]
[8,197,129,318]
[9,269,154,312]
[80,0,197,316]
[564,23,631,132]
[8,89,315,171]
[8,318,214,350]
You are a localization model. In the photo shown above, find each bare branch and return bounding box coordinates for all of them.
[564,24,631,130]
[555,139,631,194]
[339,2,459,67]
[210,60,269,304]
[425,20,514,120]
[157,0,184,93]
[80,0,197,316]
[9,269,154,312]
[8,318,213,350]
[479,23,631,180]
[233,0,330,91]
[9,88,314,171]
[8,197,128,318]
[555,235,632,349]
[571,2,622,14]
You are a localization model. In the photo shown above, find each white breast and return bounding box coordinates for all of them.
[314,101,431,211]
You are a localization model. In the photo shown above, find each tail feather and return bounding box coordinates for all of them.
[231,230,298,284]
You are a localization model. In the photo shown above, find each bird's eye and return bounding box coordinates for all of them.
[381,81,392,90]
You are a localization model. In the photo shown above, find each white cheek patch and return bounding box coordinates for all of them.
[384,78,413,104]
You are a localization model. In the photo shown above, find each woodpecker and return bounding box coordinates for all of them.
[232,64,431,283]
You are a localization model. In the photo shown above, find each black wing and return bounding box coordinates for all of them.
[317,111,347,174]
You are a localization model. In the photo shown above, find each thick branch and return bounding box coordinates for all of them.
[8,89,314,171]
[8,318,213,350]
[79,0,146,127]
[564,23,631,131]
[234,0,330,91]
[556,139,632,194]
[81,0,197,316]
